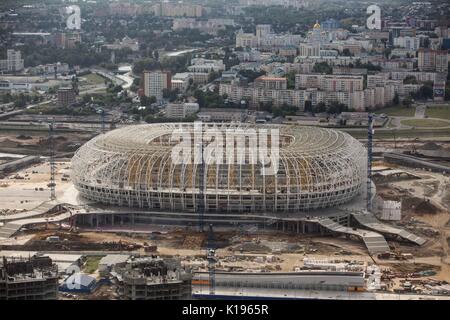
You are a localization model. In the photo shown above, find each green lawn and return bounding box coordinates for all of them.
[400,118,450,128]
[425,105,450,120]
[83,73,107,85]
[375,105,415,117]
[83,256,103,274]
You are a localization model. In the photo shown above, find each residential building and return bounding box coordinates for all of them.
[188,58,225,73]
[152,2,203,17]
[295,74,364,92]
[393,36,420,50]
[143,71,171,101]
[236,25,303,49]
[255,76,287,90]
[165,102,199,119]
[418,48,448,72]
[0,49,24,73]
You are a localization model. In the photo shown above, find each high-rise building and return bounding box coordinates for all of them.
[143,71,171,101]
[418,48,448,72]
[53,32,81,49]
[0,49,24,73]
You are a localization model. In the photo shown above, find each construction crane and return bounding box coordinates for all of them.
[48,119,56,200]
[206,223,216,296]
[97,108,105,133]
[367,113,373,211]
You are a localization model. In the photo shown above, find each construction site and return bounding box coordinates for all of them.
[1,120,450,300]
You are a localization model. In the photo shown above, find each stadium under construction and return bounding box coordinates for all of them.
[66,123,424,254]
[0,122,426,256]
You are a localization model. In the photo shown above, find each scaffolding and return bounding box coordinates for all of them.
[71,123,367,213]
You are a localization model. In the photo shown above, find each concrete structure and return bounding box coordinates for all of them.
[115,257,191,300]
[57,87,76,107]
[0,256,59,300]
[142,71,171,101]
[71,123,366,213]
[193,270,365,292]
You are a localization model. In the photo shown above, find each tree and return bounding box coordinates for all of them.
[341,48,353,57]
[132,58,159,75]
[313,62,332,74]
[313,102,327,113]
[393,93,400,105]
[414,84,433,100]
[286,71,296,89]
[140,95,156,106]
[403,75,418,84]
[163,88,179,102]
[403,96,413,108]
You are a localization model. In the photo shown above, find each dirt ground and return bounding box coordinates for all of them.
[0,132,92,156]
[0,161,73,212]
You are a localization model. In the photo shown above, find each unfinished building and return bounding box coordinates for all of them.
[114,257,192,300]
[71,123,366,214]
[0,256,59,300]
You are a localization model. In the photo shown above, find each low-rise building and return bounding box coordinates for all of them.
[197,108,247,122]
[165,102,199,119]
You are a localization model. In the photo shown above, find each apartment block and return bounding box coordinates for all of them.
[0,49,24,73]
[143,71,172,100]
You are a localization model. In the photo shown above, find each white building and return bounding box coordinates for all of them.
[393,36,420,50]
[143,71,171,100]
[236,25,303,49]
[188,58,225,73]
[0,49,24,73]
[165,102,199,119]
[172,18,235,35]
